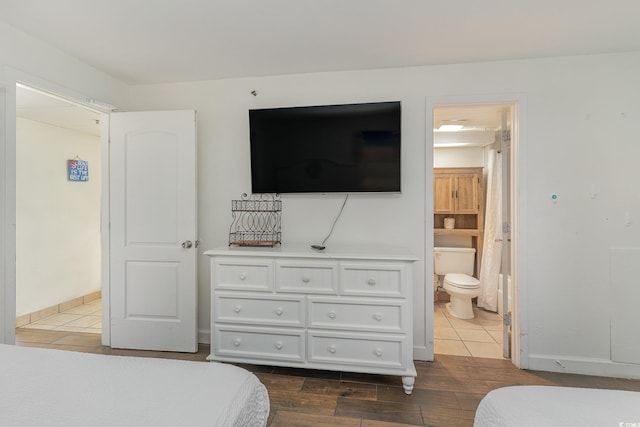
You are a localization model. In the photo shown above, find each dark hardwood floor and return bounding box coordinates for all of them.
[15,328,640,427]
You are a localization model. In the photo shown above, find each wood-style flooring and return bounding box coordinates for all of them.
[15,328,640,427]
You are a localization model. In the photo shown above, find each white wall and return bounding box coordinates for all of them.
[126,51,640,378]
[0,22,128,342]
[433,147,485,168]
[16,118,101,316]
[0,22,126,110]
[126,74,429,351]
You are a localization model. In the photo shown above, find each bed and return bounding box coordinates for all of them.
[474,385,640,426]
[0,344,269,427]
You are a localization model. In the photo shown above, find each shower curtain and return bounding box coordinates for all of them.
[478,149,502,312]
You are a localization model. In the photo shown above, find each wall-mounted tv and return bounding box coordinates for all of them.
[249,101,401,194]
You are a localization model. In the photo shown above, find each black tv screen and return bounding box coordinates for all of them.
[249,101,401,194]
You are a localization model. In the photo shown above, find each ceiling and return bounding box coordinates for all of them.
[17,85,101,137]
[1,1,639,85]
[7,1,637,141]
[434,105,508,132]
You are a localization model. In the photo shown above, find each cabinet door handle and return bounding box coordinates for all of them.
[374,348,383,357]
[328,310,337,319]
[373,312,383,322]
[233,338,242,347]
[275,307,284,316]
[328,345,337,354]
[301,276,311,283]
[367,278,376,286]
[274,341,283,350]
[234,305,242,314]
[239,273,247,281]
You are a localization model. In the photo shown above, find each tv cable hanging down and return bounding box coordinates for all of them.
[311,195,349,250]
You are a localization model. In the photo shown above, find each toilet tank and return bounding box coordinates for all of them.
[434,247,476,276]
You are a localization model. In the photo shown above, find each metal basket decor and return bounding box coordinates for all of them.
[228,193,281,246]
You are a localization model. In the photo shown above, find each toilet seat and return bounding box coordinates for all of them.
[444,273,480,289]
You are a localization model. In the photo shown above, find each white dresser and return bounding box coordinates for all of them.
[205,244,418,394]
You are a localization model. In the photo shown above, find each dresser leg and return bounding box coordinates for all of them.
[402,376,415,395]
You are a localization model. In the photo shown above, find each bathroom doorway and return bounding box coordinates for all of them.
[14,83,103,336]
[431,100,517,361]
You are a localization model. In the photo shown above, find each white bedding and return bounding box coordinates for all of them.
[0,344,269,427]
[474,385,640,427]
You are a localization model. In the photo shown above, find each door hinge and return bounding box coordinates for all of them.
[502,221,511,234]
[503,312,512,327]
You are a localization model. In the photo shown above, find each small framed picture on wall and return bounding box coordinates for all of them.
[68,158,89,182]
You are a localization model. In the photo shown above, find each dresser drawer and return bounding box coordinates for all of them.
[214,326,305,362]
[213,258,273,291]
[308,331,404,369]
[308,298,403,333]
[276,260,337,294]
[213,294,304,327]
[340,263,404,297]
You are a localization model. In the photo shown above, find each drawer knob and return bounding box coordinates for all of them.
[374,348,383,357]
[234,305,242,314]
[275,307,284,316]
[367,278,376,286]
[328,311,336,319]
[233,338,242,347]
[374,312,383,321]
[239,273,247,280]
[328,345,337,354]
[301,276,311,283]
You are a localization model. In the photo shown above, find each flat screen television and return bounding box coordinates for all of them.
[249,101,401,194]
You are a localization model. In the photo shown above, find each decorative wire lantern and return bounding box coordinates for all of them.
[229,193,281,247]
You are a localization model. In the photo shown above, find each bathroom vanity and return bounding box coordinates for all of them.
[204,244,418,394]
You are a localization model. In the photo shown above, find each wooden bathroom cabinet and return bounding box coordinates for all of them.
[433,167,484,274]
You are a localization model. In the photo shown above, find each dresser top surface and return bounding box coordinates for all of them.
[204,243,417,262]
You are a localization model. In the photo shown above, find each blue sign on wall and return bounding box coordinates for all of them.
[68,159,89,182]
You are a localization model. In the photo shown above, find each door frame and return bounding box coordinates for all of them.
[1,67,115,345]
[425,93,529,368]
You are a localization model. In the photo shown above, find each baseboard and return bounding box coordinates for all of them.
[528,353,640,380]
[413,345,432,362]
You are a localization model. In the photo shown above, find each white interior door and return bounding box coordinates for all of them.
[109,110,197,352]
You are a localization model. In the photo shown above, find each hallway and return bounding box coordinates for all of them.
[17,299,101,335]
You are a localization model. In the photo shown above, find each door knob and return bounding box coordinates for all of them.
[181,240,193,249]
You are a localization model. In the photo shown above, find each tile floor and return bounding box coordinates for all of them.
[433,302,505,359]
[18,299,102,334]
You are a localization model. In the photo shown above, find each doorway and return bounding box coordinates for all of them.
[431,101,517,361]
[14,84,103,336]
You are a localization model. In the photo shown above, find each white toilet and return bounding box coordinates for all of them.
[434,247,481,319]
